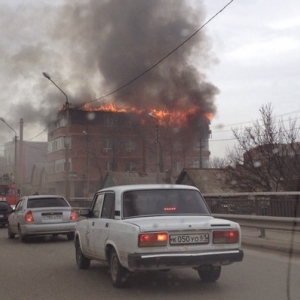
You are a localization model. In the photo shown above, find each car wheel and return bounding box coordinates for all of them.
[7,225,15,239]
[75,238,90,269]
[109,249,128,288]
[18,226,26,243]
[198,265,221,282]
[67,233,75,241]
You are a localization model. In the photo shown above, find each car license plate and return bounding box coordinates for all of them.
[169,233,209,245]
[42,214,62,220]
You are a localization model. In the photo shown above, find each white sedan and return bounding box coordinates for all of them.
[8,194,78,242]
[75,184,244,288]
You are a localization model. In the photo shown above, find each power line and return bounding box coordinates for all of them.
[210,126,300,143]
[81,0,234,106]
[26,1,235,141]
[27,121,54,141]
[211,109,300,129]
[212,115,300,133]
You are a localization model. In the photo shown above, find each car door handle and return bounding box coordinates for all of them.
[105,223,109,228]
[92,222,95,226]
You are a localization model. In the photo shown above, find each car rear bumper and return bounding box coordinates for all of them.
[128,249,244,270]
[20,223,76,236]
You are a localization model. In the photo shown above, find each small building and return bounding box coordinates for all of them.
[176,168,236,194]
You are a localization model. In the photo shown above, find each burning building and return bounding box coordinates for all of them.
[38,0,219,198]
[46,104,211,198]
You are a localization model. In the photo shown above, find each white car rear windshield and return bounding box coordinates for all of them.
[27,197,69,208]
[122,189,210,218]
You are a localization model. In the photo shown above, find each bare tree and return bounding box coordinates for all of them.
[209,156,230,169]
[225,103,300,192]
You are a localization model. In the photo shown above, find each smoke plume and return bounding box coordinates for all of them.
[0,0,219,143]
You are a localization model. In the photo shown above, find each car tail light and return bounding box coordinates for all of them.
[138,232,168,247]
[213,230,239,244]
[70,209,78,221]
[25,210,34,223]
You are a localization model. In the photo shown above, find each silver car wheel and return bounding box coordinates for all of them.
[18,226,25,243]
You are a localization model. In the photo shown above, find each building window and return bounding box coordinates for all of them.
[104,116,116,127]
[107,161,113,171]
[53,158,72,173]
[191,158,209,168]
[48,162,55,175]
[175,161,182,172]
[48,137,69,153]
[125,118,132,127]
[126,161,136,172]
[126,139,136,153]
[194,138,208,151]
[103,138,113,153]
[48,116,67,133]
[55,159,65,173]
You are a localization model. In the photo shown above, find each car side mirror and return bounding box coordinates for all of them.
[79,208,90,217]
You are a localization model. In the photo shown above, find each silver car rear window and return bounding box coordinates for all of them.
[27,197,69,208]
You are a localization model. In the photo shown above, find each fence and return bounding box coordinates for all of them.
[203,192,300,217]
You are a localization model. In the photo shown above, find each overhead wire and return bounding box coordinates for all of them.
[25,0,235,141]
[80,0,234,106]
[20,0,300,143]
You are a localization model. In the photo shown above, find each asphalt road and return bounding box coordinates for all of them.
[1,227,300,300]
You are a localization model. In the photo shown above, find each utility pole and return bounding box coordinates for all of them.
[0,118,18,186]
[19,118,24,196]
[83,131,90,199]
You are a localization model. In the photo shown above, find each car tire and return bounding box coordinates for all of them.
[7,225,15,239]
[75,238,90,269]
[198,265,221,282]
[109,249,128,288]
[18,226,26,243]
[67,233,75,241]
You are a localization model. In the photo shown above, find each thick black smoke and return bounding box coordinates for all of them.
[55,0,219,113]
[0,0,219,143]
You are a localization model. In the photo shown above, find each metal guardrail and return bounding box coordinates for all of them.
[204,192,300,217]
[213,213,300,235]
[213,214,300,253]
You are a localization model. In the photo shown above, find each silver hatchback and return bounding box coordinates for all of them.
[8,195,78,242]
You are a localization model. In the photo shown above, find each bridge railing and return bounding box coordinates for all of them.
[203,192,300,217]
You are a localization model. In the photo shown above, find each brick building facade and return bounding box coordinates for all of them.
[47,108,211,198]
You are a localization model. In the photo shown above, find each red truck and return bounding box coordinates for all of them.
[0,174,19,208]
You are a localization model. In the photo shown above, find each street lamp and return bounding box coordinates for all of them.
[43,72,70,200]
[0,118,18,184]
